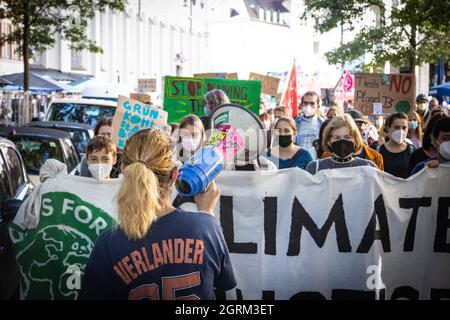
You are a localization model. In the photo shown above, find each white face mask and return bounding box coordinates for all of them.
[375,119,383,127]
[438,141,450,160]
[302,106,316,117]
[88,163,112,181]
[391,129,407,144]
[181,137,201,153]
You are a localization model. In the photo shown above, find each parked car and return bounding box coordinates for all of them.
[45,98,116,127]
[0,137,34,299]
[26,121,94,158]
[0,126,81,186]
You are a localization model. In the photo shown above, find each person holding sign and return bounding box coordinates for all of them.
[79,128,236,300]
[266,117,313,169]
[305,114,377,174]
[378,113,416,178]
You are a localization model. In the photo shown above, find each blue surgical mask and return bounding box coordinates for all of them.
[409,121,418,130]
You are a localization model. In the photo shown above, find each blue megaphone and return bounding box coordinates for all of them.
[176,126,244,197]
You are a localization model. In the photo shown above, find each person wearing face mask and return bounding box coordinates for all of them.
[378,113,416,178]
[410,116,450,175]
[85,135,117,182]
[200,89,230,131]
[416,94,429,126]
[177,115,206,164]
[266,117,313,169]
[78,117,122,178]
[407,111,423,148]
[294,91,326,160]
[408,113,446,175]
[305,114,377,174]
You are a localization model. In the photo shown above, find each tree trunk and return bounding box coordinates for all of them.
[409,24,417,74]
[22,5,30,92]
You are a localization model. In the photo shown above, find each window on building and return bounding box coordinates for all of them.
[71,50,84,70]
[313,41,320,55]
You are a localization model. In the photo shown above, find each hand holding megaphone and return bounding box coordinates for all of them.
[175,125,245,197]
[194,180,220,214]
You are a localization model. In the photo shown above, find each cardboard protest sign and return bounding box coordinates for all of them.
[111,95,168,149]
[249,72,280,96]
[194,73,238,79]
[354,73,415,115]
[130,93,152,104]
[138,78,157,92]
[163,76,261,123]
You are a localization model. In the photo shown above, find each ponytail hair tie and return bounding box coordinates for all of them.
[136,160,146,165]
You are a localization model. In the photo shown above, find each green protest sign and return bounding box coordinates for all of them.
[163,76,261,123]
[10,192,116,300]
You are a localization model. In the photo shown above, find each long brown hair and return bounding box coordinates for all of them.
[117,129,176,240]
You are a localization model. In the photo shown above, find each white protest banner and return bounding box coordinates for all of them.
[111,95,168,149]
[12,166,450,300]
[10,175,121,300]
[179,166,450,300]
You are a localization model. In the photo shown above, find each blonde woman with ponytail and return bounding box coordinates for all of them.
[79,128,236,300]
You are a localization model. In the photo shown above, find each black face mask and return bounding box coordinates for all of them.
[330,139,355,160]
[278,135,293,148]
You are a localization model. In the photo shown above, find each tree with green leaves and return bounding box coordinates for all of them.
[301,0,450,73]
[0,0,127,91]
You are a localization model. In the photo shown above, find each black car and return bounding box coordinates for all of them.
[25,121,94,157]
[0,137,34,299]
[0,126,81,186]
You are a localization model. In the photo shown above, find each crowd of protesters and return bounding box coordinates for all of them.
[6,86,449,301]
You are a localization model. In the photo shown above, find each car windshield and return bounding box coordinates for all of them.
[58,128,90,155]
[46,103,116,127]
[11,137,63,174]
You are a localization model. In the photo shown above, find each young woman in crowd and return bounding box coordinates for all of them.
[407,111,423,148]
[176,114,206,164]
[79,128,236,300]
[267,117,313,169]
[410,116,450,175]
[408,112,447,175]
[305,114,377,174]
[377,113,416,178]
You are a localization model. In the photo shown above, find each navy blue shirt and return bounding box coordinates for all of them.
[79,209,236,300]
[267,148,313,169]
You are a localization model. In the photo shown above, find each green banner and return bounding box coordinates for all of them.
[10,192,116,300]
[163,76,261,123]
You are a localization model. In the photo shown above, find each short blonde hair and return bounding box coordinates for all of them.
[117,129,176,240]
[322,114,365,153]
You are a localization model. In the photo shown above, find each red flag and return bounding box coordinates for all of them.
[280,60,298,118]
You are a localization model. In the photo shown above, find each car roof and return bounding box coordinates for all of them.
[0,125,72,140]
[0,136,18,148]
[49,98,117,107]
[26,121,94,130]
